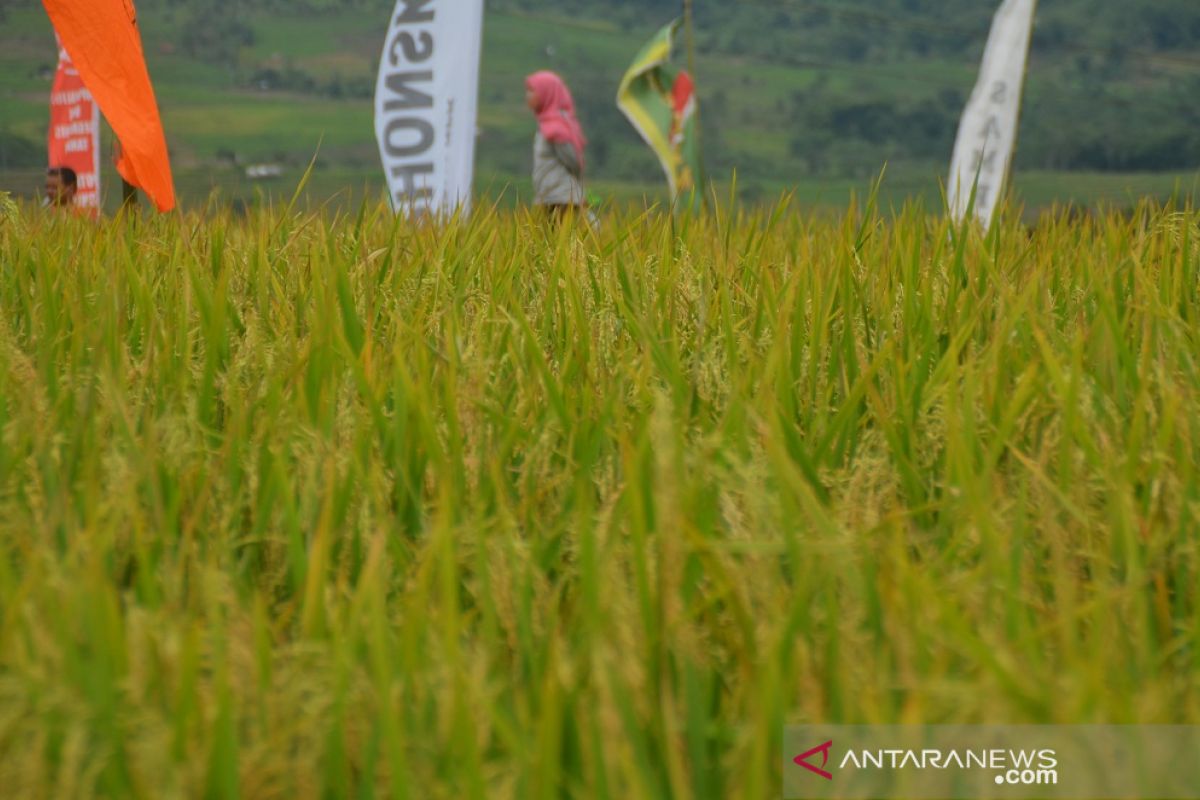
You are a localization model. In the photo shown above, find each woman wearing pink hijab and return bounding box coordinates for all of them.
[525,71,588,218]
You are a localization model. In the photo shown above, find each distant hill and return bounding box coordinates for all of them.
[1,0,1198,209]
[509,0,1200,175]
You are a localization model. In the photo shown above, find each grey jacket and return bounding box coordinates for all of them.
[533,132,585,206]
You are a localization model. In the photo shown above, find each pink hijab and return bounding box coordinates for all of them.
[526,71,587,171]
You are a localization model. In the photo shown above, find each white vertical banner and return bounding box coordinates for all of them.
[374,0,484,217]
[947,0,1037,229]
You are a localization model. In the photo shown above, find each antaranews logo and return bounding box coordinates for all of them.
[835,747,1058,785]
[792,740,1058,786]
[787,725,1200,800]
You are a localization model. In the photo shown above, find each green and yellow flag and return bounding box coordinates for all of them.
[617,19,704,210]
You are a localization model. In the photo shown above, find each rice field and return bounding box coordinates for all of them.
[0,193,1198,798]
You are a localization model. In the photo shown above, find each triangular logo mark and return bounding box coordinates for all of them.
[794,740,834,780]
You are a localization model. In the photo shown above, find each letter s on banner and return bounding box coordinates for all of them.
[374,0,484,218]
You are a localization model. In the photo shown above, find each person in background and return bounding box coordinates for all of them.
[525,71,588,221]
[44,166,78,209]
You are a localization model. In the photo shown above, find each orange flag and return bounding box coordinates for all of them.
[41,0,176,212]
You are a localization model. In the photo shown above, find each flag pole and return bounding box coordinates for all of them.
[683,0,698,86]
[112,137,138,210]
[682,0,709,211]
[122,179,139,210]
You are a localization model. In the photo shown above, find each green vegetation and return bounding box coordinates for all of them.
[0,198,1198,796]
[0,0,1197,210]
